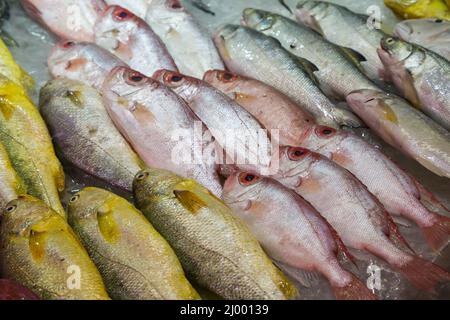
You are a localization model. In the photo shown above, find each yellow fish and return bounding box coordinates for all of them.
[0,38,34,92]
[385,0,450,20]
[0,139,26,210]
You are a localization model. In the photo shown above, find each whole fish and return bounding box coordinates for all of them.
[394,19,450,61]
[94,5,178,77]
[133,167,297,300]
[39,78,144,192]
[378,36,450,130]
[223,171,377,300]
[144,0,224,78]
[295,0,389,83]
[102,67,222,197]
[20,0,107,41]
[104,0,149,19]
[213,25,362,128]
[67,187,200,300]
[0,280,40,300]
[242,8,378,100]
[347,89,450,179]
[270,146,450,292]
[385,0,450,20]
[203,69,315,147]
[0,140,26,210]
[48,40,125,89]
[154,69,275,175]
[0,75,65,217]
[0,38,34,92]
[0,195,110,300]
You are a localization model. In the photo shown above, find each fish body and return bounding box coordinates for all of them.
[102,67,222,197]
[0,38,34,92]
[347,89,450,178]
[0,75,65,217]
[67,187,200,300]
[20,0,106,41]
[213,25,362,128]
[39,78,143,191]
[0,140,26,210]
[394,19,450,61]
[223,171,377,300]
[385,0,450,20]
[378,36,450,130]
[133,167,297,300]
[242,8,378,100]
[0,195,110,300]
[104,0,149,18]
[48,40,125,89]
[295,0,388,83]
[145,0,224,78]
[94,5,178,77]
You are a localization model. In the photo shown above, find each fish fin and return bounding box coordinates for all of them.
[189,0,216,16]
[295,56,319,79]
[392,216,412,228]
[386,213,416,254]
[396,256,450,293]
[340,47,367,73]
[279,0,293,14]
[331,274,378,300]
[421,215,450,252]
[414,179,450,216]
[330,224,359,271]
[173,190,207,214]
[273,260,320,288]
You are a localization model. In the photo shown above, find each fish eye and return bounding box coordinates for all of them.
[287,147,309,161]
[5,204,17,213]
[70,194,80,203]
[136,171,149,180]
[435,19,443,23]
[165,72,184,85]
[385,37,395,45]
[219,72,236,82]
[127,71,145,84]
[168,0,182,10]
[113,8,132,21]
[315,126,336,138]
[238,173,260,186]
[62,41,75,49]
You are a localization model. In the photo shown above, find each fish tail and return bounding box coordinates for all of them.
[421,214,450,252]
[331,275,378,300]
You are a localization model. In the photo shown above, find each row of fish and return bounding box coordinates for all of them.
[0,0,448,299]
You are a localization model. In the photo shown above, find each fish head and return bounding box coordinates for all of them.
[146,0,186,22]
[347,89,399,124]
[153,69,200,102]
[67,187,114,223]
[276,146,317,179]
[378,36,415,66]
[295,0,328,34]
[48,40,87,79]
[203,69,241,93]
[346,89,387,110]
[301,124,342,151]
[394,18,450,44]
[104,0,150,19]
[223,171,266,213]
[213,24,240,62]
[242,8,276,32]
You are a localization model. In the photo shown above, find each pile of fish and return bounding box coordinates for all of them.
[0,0,449,300]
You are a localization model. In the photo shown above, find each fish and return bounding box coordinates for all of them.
[0,38,34,92]
[20,0,107,41]
[0,140,26,210]
[384,0,450,20]
[223,171,377,300]
[378,36,450,130]
[270,146,450,292]
[213,25,362,128]
[0,1,17,47]
[0,279,40,300]
[0,195,110,300]
[242,8,378,100]
[133,167,297,300]
[102,67,223,197]
[144,0,224,78]
[104,0,149,19]
[394,19,450,61]
[48,40,126,89]
[203,69,316,147]
[295,0,389,84]
[39,78,144,192]
[347,89,450,179]
[67,187,200,300]
[0,75,65,217]
[94,5,178,77]
[154,69,275,175]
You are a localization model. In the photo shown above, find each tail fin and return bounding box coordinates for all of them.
[421,215,450,252]
[413,178,450,215]
[396,256,450,293]
[332,275,378,300]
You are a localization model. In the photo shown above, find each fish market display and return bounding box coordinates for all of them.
[39,78,144,192]
[242,8,379,100]
[102,66,222,197]
[384,0,450,20]
[0,280,39,300]
[0,38,33,91]
[145,0,224,78]
[67,187,200,300]
[295,0,389,83]
[0,195,110,300]
[214,25,362,128]
[347,90,450,179]
[0,140,26,210]
[223,171,377,300]
[133,168,297,300]
[394,19,450,60]
[379,36,450,130]
[94,5,178,77]
[104,0,149,19]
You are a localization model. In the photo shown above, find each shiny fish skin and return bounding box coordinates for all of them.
[0,195,110,300]
[48,40,125,89]
[0,75,65,217]
[39,78,143,192]
[295,0,388,84]
[347,90,450,179]
[0,140,26,210]
[104,0,149,19]
[394,19,450,61]
[378,37,450,130]
[94,5,178,77]
[20,0,106,41]
[223,171,377,300]
[203,70,316,147]
[133,168,297,300]
[145,0,224,78]
[384,0,450,20]
[0,38,34,92]
[101,67,222,197]
[242,8,378,100]
[213,25,362,128]
[67,187,200,300]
